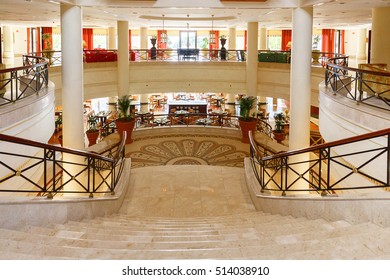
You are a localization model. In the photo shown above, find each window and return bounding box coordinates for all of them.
[268,35,281,50]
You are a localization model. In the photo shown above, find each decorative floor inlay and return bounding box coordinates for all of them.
[126,136,249,168]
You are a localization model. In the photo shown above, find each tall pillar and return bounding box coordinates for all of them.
[140,27,148,49]
[289,6,313,151]
[108,27,116,50]
[3,26,14,58]
[288,6,313,192]
[356,29,367,61]
[246,22,258,99]
[60,4,84,150]
[259,28,267,50]
[371,7,390,66]
[228,27,236,50]
[117,21,129,98]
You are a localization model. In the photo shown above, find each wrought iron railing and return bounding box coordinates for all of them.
[101,112,240,135]
[0,55,49,106]
[325,57,390,110]
[0,132,127,198]
[249,128,390,196]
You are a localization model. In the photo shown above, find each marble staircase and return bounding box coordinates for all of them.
[0,211,389,259]
[0,165,389,259]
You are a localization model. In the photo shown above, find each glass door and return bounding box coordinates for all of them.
[180,31,197,49]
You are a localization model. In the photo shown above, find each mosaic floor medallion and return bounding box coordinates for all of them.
[126,137,249,168]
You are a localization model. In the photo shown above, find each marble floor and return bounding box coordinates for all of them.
[125,132,250,168]
[119,165,256,218]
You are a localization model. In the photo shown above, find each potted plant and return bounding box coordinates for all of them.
[238,96,258,143]
[272,112,286,143]
[115,95,135,144]
[201,37,209,58]
[42,33,54,65]
[85,114,100,147]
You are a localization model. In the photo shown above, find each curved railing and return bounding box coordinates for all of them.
[0,55,49,106]
[0,132,127,198]
[101,112,240,135]
[325,56,390,110]
[249,128,390,196]
[33,49,347,66]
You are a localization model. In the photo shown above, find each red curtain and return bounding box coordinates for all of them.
[209,30,219,49]
[281,30,292,51]
[83,28,93,50]
[244,30,247,50]
[340,30,345,54]
[42,27,53,50]
[27,28,31,53]
[157,30,167,49]
[322,29,335,53]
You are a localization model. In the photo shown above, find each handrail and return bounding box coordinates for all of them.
[0,55,48,74]
[248,128,390,196]
[0,54,49,106]
[0,132,127,198]
[0,133,115,162]
[325,57,390,110]
[262,128,390,161]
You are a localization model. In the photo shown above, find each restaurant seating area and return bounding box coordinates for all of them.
[73,93,292,147]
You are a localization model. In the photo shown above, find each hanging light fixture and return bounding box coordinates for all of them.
[161,14,167,46]
[210,14,215,44]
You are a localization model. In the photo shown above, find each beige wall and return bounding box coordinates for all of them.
[50,62,325,107]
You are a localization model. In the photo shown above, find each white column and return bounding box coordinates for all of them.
[228,27,236,50]
[288,6,313,192]
[60,4,84,150]
[246,22,258,99]
[259,28,267,50]
[3,26,14,58]
[289,6,313,151]
[371,7,390,66]
[117,21,129,98]
[140,27,148,49]
[356,29,367,61]
[108,27,117,50]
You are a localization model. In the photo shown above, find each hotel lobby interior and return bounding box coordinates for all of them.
[0,0,389,261]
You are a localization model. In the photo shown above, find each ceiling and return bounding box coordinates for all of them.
[0,0,389,30]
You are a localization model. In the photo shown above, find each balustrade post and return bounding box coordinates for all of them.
[387,134,390,186]
[357,72,363,104]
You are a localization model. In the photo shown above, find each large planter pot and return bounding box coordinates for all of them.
[272,130,286,144]
[238,118,257,144]
[86,130,100,147]
[115,118,136,144]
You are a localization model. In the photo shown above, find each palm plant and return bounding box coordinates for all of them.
[273,112,286,132]
[117,95,133,121]
[239,96,257,121]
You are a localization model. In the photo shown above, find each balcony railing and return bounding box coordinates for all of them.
[0,55,49,106]
[325,56,390,110]
[249,128,390,196]
[0,132,127,198]
[32,49,348,71]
